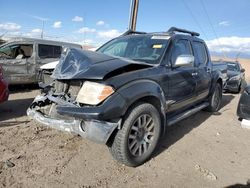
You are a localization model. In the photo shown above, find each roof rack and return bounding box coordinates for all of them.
[167,27,200,37]
[121,29,147,36]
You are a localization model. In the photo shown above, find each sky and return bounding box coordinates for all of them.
[1,0,250,58]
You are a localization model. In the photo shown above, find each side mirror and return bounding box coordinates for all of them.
[173,55,194,67]
[241,68,245,73]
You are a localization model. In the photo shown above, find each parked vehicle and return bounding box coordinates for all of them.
[0,65,9,103]
[0,37,81,85]
[212,61,228,87]
[224,61,245,93]
[237,85,250,120]
[27,27,223,167]
[38,60,59,87]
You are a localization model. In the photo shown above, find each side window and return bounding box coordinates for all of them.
[193,42,208,65]
[38,44,62,58]
[0,45,12,58]
[171,39,192,64]
[0,44,33,59]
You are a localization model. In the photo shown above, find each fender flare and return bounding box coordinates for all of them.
[209,70,223,95]
[117,79,167,133]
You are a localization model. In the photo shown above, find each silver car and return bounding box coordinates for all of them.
[0,37,81,84]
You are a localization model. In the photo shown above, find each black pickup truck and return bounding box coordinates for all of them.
[27,27,223,167]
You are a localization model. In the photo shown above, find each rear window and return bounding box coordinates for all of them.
[38,44,62,58]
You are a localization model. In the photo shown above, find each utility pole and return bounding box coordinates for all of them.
[129,0,139,31]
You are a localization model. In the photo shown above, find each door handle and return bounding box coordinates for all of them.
[192,72,198,76]
[207,67,212,73]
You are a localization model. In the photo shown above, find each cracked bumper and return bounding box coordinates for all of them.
[27,95,120,144]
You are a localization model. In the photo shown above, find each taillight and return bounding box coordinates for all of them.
[0,66,3,79]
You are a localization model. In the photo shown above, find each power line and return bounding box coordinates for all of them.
[199,0,227,58]
[181,0,209,40]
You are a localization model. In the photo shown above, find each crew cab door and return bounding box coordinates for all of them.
[0,43,34,84]
[167,39,197,112]
[192,41,211,100]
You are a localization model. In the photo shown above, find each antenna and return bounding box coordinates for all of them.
[41,20,45,39]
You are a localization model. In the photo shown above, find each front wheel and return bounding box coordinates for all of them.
[206,82,222,112]
[110,103,161,167]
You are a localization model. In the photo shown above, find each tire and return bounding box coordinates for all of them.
[237,83,242,93]
[110,103,161,167]
[206,82,222,112]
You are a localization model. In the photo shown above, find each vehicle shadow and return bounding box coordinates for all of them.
[0,97,34,124]
[153,94,235,158]
[220,94,235,109]
[8,84,39,94]
[0,120,30,128]
[225,181,250,188]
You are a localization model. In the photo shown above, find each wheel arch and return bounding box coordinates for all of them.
[209,70,223,95]
[106,80,167,145]
[128,95,166,135]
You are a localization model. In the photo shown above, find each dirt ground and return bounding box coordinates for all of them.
[0,63,250,187]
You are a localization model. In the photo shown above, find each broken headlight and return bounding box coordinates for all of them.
[230,75,241,81]
[76,81,114,105]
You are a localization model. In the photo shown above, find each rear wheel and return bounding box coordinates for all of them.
[206,82,222,112]
[110,103,161,167]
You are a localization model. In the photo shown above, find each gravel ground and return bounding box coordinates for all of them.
[0,84,250,188]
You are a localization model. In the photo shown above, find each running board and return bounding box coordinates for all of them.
[167,102,209,126]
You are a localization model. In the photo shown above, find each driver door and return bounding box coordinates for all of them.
[0,43,34,84]
[167,39,197,112]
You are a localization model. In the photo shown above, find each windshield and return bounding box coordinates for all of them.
[227,63,240,72]
[97,35,169,64]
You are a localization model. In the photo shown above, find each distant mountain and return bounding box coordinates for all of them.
[209,51,250,59]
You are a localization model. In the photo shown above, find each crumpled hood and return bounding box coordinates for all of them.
[52,48,152,80]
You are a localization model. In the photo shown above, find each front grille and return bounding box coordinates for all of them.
[68,82,82,99]
[43,73,54,85]
[54,80,82,100]
[54,80,67,93]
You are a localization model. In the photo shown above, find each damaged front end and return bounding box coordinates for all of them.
[27,81,120,144]
[27,47,154,144]
[27,48,127,144]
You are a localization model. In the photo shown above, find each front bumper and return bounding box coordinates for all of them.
[224,79,240,92]
[27,95,120,144]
